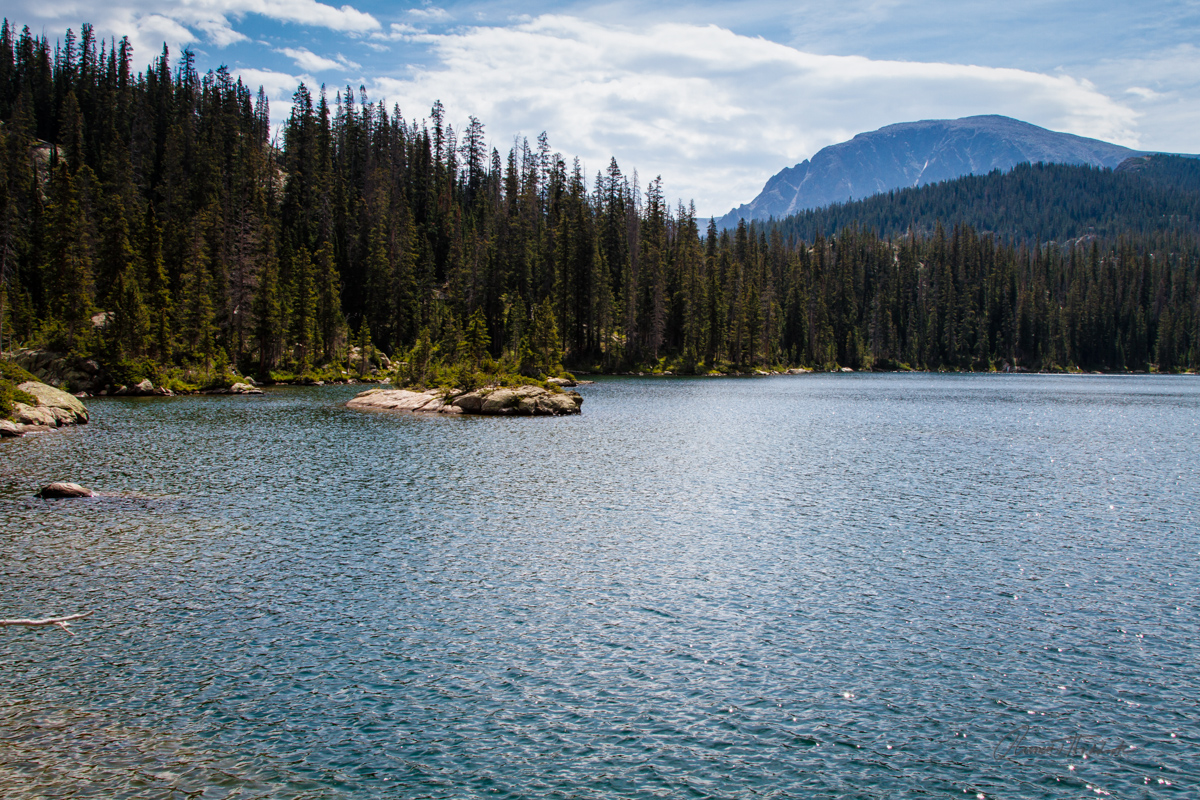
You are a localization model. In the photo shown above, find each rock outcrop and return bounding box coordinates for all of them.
[4,381,90,436]
[7,348,106,393]
[348,385,583,416]
[37,482,95,499]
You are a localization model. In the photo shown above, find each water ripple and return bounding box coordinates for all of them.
[1,376,1198,797]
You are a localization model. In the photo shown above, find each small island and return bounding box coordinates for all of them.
[346,304,585,417]
[348,384,582,416]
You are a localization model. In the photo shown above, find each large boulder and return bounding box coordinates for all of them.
[17,381,89,424]
[347,388,442,412]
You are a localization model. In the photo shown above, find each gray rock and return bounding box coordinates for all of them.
[12,402,58,427]
[0,419,24,437]
[229,382,264,395]
[346,388,439,412]
[452,391,485,413]
[37,482,94,499]
[134,378,154,394]
[18,381,88,423]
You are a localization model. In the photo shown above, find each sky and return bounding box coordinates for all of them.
[7,0,1200,217]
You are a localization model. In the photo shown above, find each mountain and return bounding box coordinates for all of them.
[718,115,1153,228]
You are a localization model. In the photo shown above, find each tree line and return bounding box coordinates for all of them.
[0,20,1196,380]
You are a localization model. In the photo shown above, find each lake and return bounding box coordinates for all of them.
[1,374,1198,798]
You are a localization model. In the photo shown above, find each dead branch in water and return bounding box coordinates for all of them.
[0,611,93,635]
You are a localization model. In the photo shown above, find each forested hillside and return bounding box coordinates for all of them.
[767,157,1200,242]
[0,21,1197,380]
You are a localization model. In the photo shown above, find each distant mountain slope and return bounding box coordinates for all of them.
[757,154,1200,243]
[719,115,1155,228]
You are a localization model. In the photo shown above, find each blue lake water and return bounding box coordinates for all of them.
[1,374,1198,798]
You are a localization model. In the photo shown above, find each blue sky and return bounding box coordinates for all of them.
[9,0,1200,216]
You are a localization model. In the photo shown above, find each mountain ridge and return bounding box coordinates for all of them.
[717,115,1185,228]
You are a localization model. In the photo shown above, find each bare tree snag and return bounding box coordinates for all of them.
[0,611,93,635]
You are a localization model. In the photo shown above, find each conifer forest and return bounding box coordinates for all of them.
[0,21,1197,382]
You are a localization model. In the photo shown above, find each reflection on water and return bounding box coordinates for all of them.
[2,375,1198,798]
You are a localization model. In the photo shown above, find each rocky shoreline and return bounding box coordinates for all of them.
[347,385,583,416]
[1,381,90,437]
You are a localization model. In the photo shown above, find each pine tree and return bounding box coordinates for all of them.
[42,162,93,351]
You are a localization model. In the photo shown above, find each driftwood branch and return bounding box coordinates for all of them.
[0,611,93,635]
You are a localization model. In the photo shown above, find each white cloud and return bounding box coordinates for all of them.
[1078,44,1200,155]
[194,18,249,47]
[235,66,304,98]
[9,0,379,59]
[277,46,360,72]
[1126,86,1163,99]
[368,16,1140,216]
[372,22,425,42]
[408,5,451,22]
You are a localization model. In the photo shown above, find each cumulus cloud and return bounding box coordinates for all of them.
[368,16,1140,216]
[278,46,360,72]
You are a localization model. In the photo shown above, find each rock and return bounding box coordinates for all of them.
[413,395,448,413]
[152,386,174,396]
[48,407,77,426]
[18,381,89,424]
[452,391,486,413]
[346,388,440,412]
[8,348,107,392]
[113,384,130,395]
[12,402,58,427]
[840,367,854,372]
[349,385,581,416]
[14,380,90,426]
[480,387,520,414]
[134,378,154,394]
[535,391,581,415]
[546,376,577,387]
[0,419,24,437]
[229,382,264,395]
[37,482,94,499]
